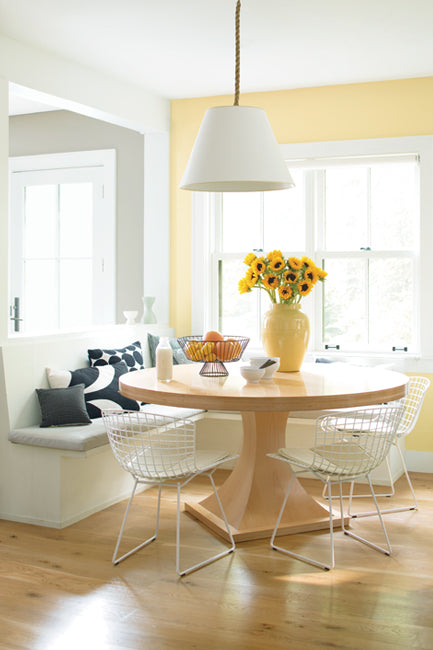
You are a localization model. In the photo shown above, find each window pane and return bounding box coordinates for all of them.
[369,258,413,348]
[60,183,93,257]
[60,260,93,329]
[323,258,367,346]
[325,168,368,251]
[263,169,305,251]
[222,193,261,253]
[371,163,417,250]
[24,260,58,331]
[219,259,259,343]
[24,185,57,258]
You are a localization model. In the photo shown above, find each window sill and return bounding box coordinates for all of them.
[244,346,433,374]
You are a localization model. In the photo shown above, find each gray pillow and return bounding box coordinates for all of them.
[147,333,193,366]
[36,384,92,428]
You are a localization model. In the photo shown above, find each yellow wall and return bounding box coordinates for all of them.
[170,76,433,453]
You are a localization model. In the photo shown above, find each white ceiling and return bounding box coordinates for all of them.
[3,0,433,107]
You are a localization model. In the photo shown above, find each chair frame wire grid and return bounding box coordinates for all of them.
[322,376,430,518]
[102,409,238,577]
[268,404,404,571]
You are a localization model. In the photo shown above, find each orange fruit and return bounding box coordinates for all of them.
[203,330,224,342]
[215,340,235,361]
[226,338,242,358]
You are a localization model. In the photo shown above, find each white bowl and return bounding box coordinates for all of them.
[239,366,265,383]
[248,356,280,378]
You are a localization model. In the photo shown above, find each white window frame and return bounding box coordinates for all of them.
[9,149,116,335]
[191,135,433,372]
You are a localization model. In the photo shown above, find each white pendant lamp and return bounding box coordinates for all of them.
[180,1,294,192]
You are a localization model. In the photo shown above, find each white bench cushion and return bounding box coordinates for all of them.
[8,405,205,452]
[9,420,108,452]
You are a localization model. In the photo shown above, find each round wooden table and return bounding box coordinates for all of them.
[120,362,407,542]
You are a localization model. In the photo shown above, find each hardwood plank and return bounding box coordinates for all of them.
[0,472,432,649]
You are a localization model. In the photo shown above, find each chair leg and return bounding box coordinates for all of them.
[343,475,392,556]
[176,471,236,577]
[112,480,161,565]
[351,445,417,518]
[270,474,333,571]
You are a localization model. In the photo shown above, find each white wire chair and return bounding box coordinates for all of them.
[102,409,238,577]
[267,404,404,571]
[347,376,430,517]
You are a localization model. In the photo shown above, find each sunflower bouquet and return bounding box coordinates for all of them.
[238,250,327,304]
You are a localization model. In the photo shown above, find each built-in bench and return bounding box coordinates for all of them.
[0,323,207,528]
[0,325,404,529]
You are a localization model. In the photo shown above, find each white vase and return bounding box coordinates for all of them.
[123,310,138,325]
[141,296,157,324]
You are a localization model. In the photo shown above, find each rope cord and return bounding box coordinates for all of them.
[234,0,241,106]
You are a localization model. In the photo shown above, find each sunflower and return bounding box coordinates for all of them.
[301,256,315,269]
[269,256,285,272]
[251,257,266,275]
[305,267,319,284]
[238,278,251,294]
[263,274,279,289]
[239,250,327,306]
[244,252,257,266]
[245,267,259,287]
[283,270,299,283]
[267,249,283,261]
[288,257,303,270]
[298,279,313,296]
[278,285,293,300]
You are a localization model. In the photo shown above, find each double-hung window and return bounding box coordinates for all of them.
[192,136,433,364]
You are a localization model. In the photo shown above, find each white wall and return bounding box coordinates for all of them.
[10,110,146,322]
[0,32,171,344]
[0,34,169,133]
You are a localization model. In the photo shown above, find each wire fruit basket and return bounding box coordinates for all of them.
[177,336,250,377]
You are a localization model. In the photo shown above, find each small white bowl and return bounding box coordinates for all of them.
[249,356,280,379]
[239,366,265,383]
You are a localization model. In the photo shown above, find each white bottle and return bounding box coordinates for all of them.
[156,337,173,381]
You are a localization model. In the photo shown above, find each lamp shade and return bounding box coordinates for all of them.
[180,105,295,192]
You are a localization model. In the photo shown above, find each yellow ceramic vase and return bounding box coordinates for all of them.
[261,303,310,372]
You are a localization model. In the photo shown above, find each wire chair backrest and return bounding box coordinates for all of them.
[398,376,430,437]
[312,404,404,478]
[102,409,198,480]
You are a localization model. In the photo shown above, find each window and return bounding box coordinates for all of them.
[192,136,433,364]
[9,150,116,334]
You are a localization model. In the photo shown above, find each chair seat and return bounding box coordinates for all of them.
[127,448,231,480]
[275,441,375,479]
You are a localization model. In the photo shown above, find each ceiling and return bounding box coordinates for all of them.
[3,0,433,109]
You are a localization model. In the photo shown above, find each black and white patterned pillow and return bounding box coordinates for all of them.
[87,340,144,372]
[47,362,139,419]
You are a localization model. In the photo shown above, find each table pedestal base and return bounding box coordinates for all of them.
[186,411,347,543]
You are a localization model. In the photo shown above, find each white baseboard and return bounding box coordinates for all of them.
[404,450,433,473]
[0,483,148,529]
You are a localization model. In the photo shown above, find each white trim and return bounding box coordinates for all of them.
[404,450,433,474]
[191,192,213,335]
[280,136,431,160]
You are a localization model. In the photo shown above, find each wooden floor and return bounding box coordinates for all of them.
[1,472,433,650]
